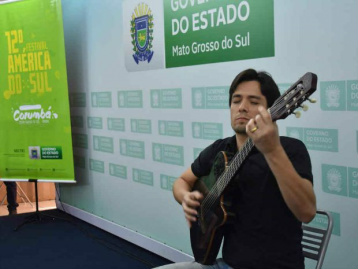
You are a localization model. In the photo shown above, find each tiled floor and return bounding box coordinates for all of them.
[0,200,56,216]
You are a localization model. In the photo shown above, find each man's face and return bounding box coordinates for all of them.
[230,80,268,134]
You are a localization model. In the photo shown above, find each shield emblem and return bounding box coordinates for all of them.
[135,15,149,52]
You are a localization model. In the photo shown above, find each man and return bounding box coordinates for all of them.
[154,69,316,269]
[4,181,18,215]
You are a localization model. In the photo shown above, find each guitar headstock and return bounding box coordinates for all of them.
[270,72,318,121]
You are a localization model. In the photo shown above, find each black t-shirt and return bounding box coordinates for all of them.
[191,136,313,269]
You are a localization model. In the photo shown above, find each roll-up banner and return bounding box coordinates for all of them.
[0,0,75,182]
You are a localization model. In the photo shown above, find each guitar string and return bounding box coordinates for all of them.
[201,139,253,217]
[200,86,306,217]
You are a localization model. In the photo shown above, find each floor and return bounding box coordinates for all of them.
[0,200,56,216]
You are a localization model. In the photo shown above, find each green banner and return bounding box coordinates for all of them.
[164,0,274,68]
[0,0,74,182]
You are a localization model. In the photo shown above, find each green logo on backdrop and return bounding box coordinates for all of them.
[70,93,86,107]
[192,122,223,140]
[192,87,229,109]
[152,143,184,166]
[160,174,176,191]
[151,89,182,108]
[108,118,125,131]
[131,119,152,134]
[133,168,154,186]
[118,90,143,108]
[91,92,112,108]
[72,133,88,149]
[322,164,347,197]
[41,146,62,159]
[164,0,274,68]
[120,139,145,159]
[310,211,340,236]
[320,81,346,111]
[87,117,103,129]
[347,80,358,111]
[320,80,358,111]
[348,167,358,198]
[304,128,338,152]
[109,163,127,179]
[158,120,184,137]
[71,116,84,128]
[287,127,338,152]
[286,127,304,141]
[93,136,114,153]
[89,159,105,173]
[321,164,358,200]
[194,148,204,160]
[74,155,86,169]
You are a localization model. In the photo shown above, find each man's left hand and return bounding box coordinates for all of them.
[246,106,281,155]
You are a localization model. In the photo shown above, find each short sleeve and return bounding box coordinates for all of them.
[191,137,234,178]
[281,137,313,184]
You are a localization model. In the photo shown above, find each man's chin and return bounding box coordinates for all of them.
[232,126,247,134]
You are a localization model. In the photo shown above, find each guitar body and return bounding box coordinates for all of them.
[190,151,235,265]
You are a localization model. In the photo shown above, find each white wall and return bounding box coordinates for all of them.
[59,1,358,268]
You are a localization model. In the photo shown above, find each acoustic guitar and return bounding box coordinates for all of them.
[190,72,318,265]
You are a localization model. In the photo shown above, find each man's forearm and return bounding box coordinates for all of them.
[173,177,193,205]
[264,146,317,223]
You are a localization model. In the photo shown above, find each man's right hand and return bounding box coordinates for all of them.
[182,191,203,228]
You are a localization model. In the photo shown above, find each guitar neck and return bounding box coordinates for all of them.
[201,138,254,216]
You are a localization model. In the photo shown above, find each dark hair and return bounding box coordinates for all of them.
[229,69,281,108]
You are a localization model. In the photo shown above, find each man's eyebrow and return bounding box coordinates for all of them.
[232,94,262,100]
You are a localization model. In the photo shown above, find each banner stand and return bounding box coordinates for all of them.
[14,179,60,231]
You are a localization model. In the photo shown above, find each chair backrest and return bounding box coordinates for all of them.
[302,210,333,269]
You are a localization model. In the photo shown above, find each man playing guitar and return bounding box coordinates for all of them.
[154,69,317,269]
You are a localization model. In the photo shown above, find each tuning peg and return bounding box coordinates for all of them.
[300,104,309,111]
[293,111,301,118]
[297,83,304,91]
[308,98,317,103]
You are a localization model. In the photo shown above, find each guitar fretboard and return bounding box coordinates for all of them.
[201,138,254,218]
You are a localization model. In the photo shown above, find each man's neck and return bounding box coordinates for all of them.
[235,133,248,150]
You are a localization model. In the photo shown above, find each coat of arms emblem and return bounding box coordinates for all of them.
[130,3,154,64]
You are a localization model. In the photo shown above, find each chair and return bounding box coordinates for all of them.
[302,210,333,269]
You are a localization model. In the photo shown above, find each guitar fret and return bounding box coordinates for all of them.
[202,138,254,217]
